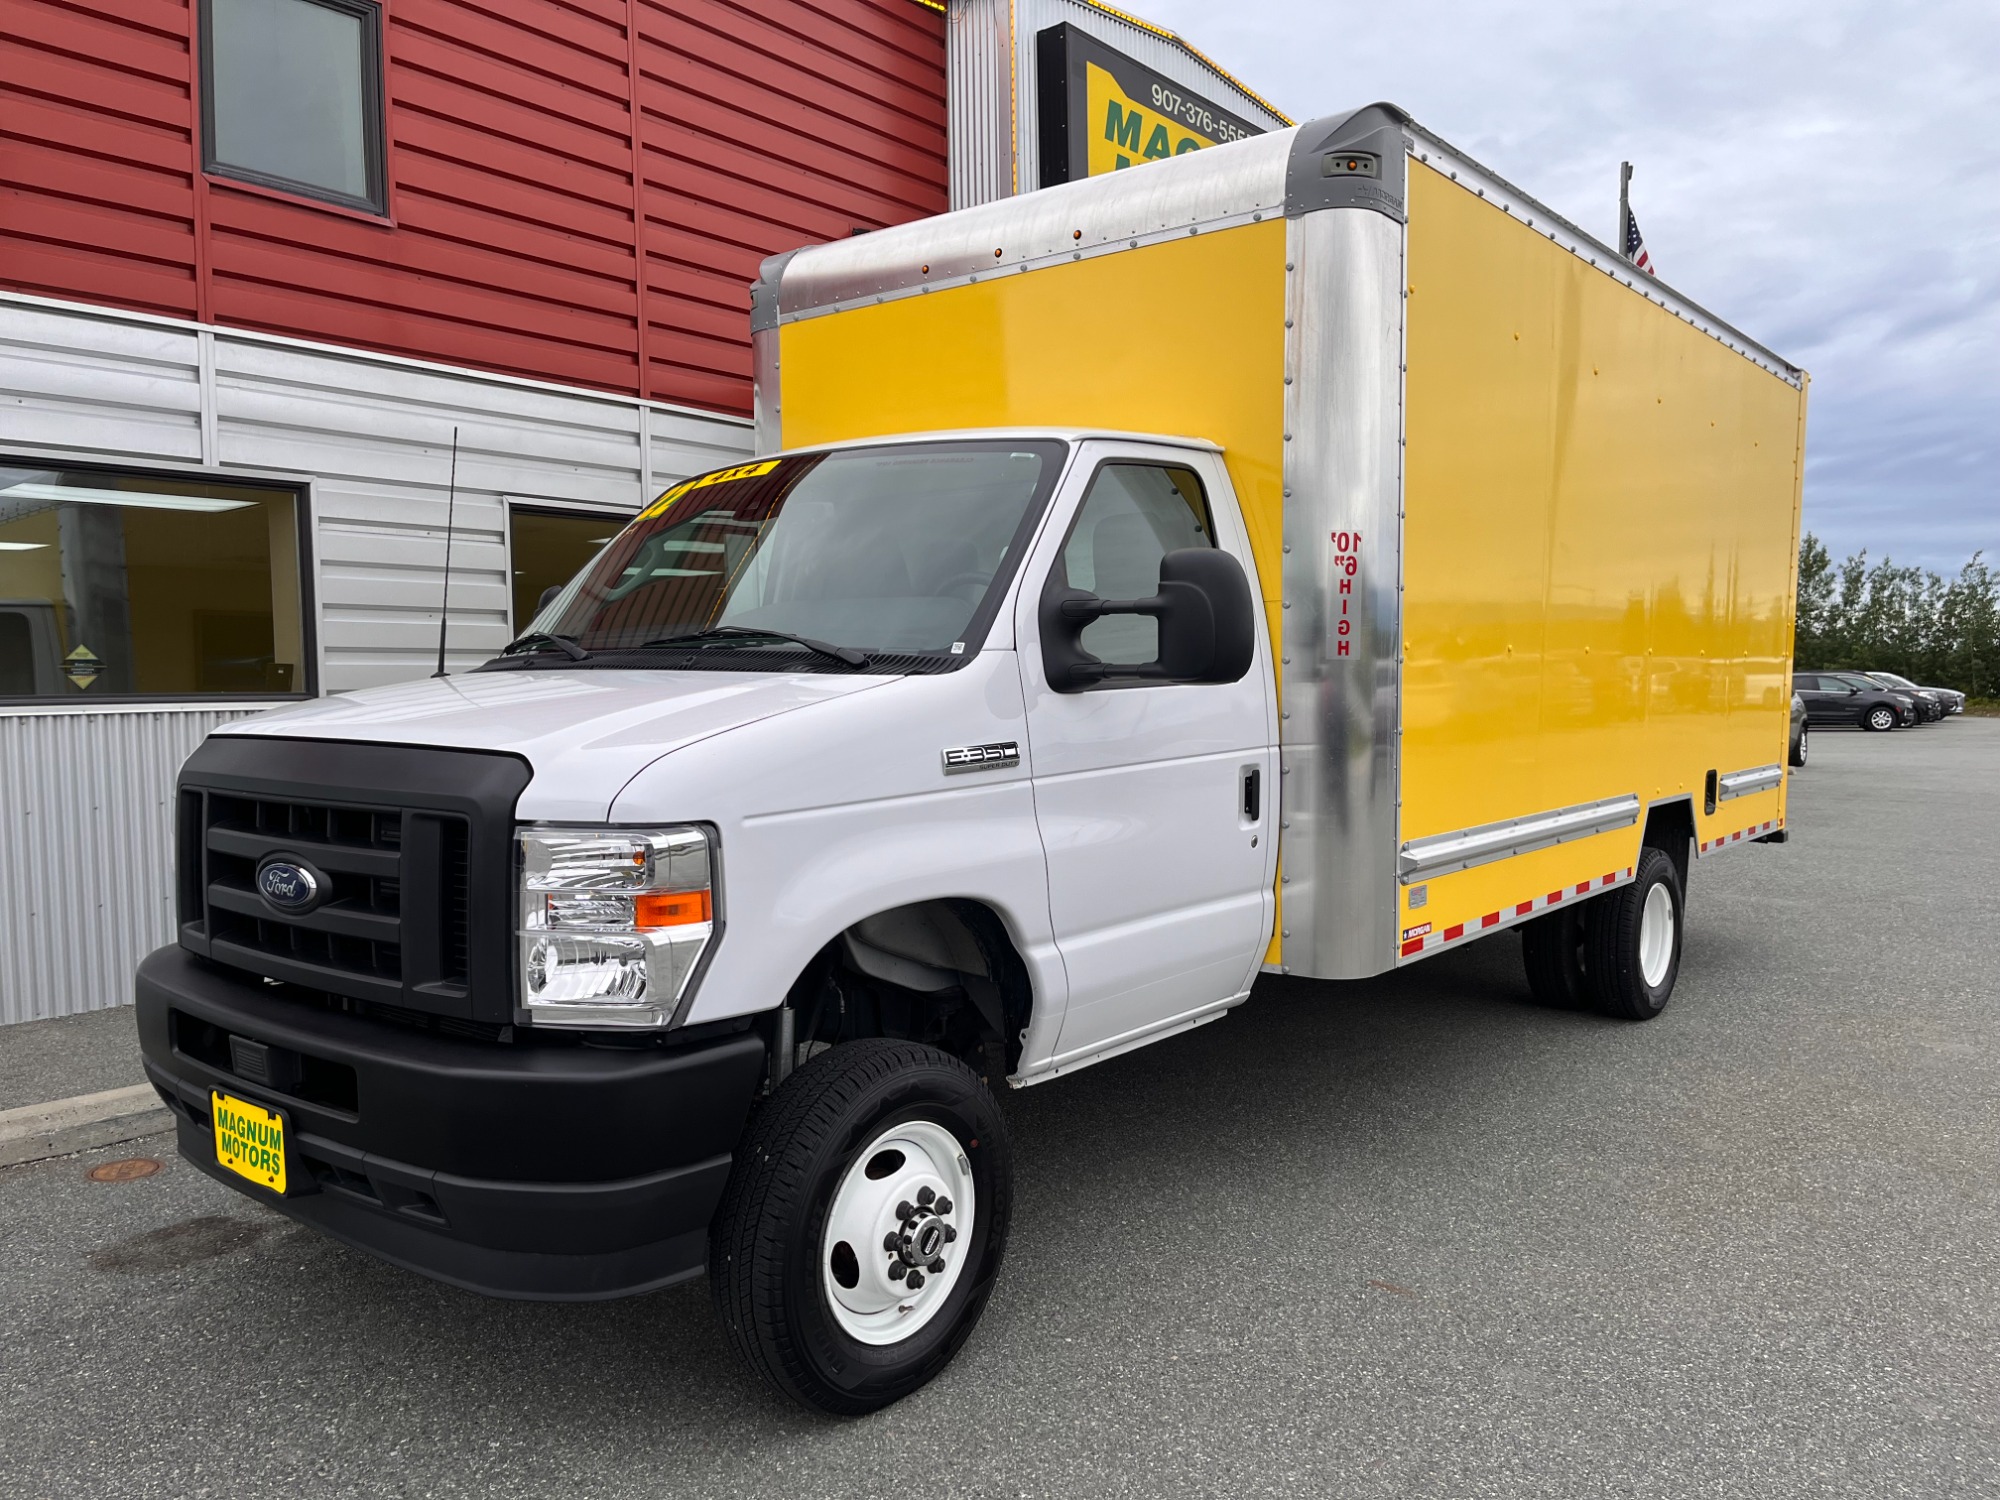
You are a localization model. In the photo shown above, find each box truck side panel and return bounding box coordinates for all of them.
[773,220,1290,649]
[1399,159,1805,946]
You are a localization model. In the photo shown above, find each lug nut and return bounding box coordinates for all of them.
[917,1186,936,1207]
[883,1232,901,1253]
[905,1271,925,1290]
[928,1257,945,1274]
[934,1196,952,1215]
[896,1200,914,1221]
[943,1225,958,1243]
[888,1262,907,1281]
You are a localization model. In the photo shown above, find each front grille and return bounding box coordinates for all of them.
[203,792,410,986]
[176,737,530,1025]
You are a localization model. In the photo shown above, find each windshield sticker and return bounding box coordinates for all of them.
[641,460,782,520]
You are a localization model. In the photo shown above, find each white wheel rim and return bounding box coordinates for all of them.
[821,1119,975,1346]
[1638,881,1675,989]
[1798,728,1807,762]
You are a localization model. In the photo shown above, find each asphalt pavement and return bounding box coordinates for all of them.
[3,718,1996,1499]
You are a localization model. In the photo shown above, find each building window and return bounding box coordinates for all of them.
[200,0,387,216]
[509,508,626,631]
[0,466,309,700]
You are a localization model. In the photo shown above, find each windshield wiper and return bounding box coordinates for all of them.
[499,631,590,661]
[639,625,870,668]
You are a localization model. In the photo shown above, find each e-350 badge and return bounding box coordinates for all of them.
[942,742,1020,774]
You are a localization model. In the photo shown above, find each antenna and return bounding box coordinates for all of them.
[432,426,459,679]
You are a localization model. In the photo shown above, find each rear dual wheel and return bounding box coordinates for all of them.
[1520,846,1684,1020]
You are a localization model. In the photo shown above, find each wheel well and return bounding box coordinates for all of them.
[1643,799,1694,893]
[777,899,1034,1085]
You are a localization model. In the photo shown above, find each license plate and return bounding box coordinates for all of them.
[211,1089,288,1194]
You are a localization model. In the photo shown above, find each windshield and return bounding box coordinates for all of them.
[516,440,1066,665]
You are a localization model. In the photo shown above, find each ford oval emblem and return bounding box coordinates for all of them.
[256,858,321,913]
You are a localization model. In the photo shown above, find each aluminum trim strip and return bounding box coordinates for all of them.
[1717,763,1783,801]
[1398,794,1641,883]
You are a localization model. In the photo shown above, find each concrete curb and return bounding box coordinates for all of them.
[0,1084,172,1168]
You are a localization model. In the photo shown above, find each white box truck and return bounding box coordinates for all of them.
[137,104,1807,1414]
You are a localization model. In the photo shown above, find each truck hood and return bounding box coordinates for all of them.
[218,669,896,820]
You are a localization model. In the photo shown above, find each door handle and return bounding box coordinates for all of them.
[1241,766,1261,823]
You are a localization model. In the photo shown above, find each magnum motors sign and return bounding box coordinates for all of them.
[1035,23,1267,188]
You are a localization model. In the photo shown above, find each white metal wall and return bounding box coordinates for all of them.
[947,0,1293,207]
[0,705,273,1025]
[0,292,753,1022]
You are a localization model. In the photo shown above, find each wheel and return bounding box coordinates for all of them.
[1520,904,1590,1009]
[1864,704,1897,732]
[1583,846,1683,1020]
[1789,723,1808,768]
[708,1038,1013,1416]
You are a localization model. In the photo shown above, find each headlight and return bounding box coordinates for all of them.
[517,826,716,1028]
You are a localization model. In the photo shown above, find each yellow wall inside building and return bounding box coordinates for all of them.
[1399,159,1806,934]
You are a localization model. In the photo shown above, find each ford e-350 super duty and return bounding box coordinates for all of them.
[137,104,1807,1414]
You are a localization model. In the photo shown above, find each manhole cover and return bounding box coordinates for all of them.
[88,1157,164,1183]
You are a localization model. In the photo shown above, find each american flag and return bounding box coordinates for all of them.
[1623,206,1655,275]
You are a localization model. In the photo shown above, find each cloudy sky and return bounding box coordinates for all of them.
[1140,0,1998,573]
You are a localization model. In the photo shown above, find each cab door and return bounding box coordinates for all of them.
[1014,443,1277,1070]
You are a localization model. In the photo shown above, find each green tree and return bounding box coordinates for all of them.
[1794,534,2000,696]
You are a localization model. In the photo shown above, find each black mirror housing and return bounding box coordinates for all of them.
[1156,548,1255,682]
[535,584,564,616]
[1040,547,1256,691]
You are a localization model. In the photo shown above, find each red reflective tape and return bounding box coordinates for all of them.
[1482,912,1500,928]
[1444,924,1465,940]
[1515,901,1534,916]
[1575,882,1589,895]
[1548,889,1563,902]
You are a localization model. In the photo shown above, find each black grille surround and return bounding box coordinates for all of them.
[178,736,531,1026]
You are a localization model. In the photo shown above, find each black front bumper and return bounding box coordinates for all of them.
[137,946,765,1300]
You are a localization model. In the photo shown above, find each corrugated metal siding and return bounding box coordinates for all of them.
[947,0,1015,209]
[636,0,949,414]
[0,705,264,1025]
[0,0,948,418]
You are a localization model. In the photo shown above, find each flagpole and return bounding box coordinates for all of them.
[1618,161,1633,262]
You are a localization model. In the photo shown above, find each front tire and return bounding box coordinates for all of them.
[1864,704,1897,732]
[1584,847,1684,1020]
[709,1038,1013,1416]
[1789,723,1808,767]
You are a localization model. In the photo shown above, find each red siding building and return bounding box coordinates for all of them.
[2,0,948,415]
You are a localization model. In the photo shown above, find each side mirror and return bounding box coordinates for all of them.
[1040,547,1256,692]
[535,584,564,615]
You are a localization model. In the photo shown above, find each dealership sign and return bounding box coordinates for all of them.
[1035,23,1267,188]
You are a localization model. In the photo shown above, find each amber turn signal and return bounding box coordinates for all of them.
[635,890,713,928]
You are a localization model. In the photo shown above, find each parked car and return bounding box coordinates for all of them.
[1792,671,1917,731]
[1860,670,1961,718]
[1789,692,1808,766]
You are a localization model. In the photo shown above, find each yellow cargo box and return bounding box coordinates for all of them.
[751,103,1806,984]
